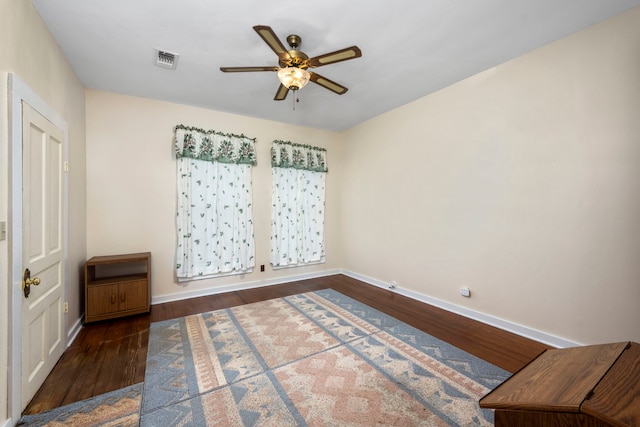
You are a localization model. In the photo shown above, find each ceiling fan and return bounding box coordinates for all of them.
[220,25,362,101]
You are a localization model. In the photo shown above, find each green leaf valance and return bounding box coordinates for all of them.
[174,124,257,165]
[271,140,328,172]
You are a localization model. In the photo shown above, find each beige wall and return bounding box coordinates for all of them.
[0,0,87,423]
[341,7,640,345]
[85,90,343,301]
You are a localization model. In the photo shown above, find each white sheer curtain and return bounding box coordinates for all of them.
[271,140,327,267]
[175,125,256,280]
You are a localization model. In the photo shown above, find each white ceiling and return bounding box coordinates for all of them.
[32,0,640,132]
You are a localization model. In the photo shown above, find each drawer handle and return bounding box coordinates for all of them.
[111,293,116,304]
[121,292,126,303]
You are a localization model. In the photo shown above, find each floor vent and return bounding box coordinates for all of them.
[155,49,179,69]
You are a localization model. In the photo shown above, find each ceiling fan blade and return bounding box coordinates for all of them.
[274,84,289,101]
[220,66,279,72]
[307,46,362,68]
[253,25,289,60]
[309,72,348,95]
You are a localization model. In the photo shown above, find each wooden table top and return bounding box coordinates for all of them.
[582,342,640,427]
[480,342,628,413]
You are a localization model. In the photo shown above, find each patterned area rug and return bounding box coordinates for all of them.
[18,383,143,426]
[141,289,509,426]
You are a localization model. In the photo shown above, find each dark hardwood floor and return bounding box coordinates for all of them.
[24,274,550,416]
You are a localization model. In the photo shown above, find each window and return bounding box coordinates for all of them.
[174,125,256,280]
[270,140,327,267]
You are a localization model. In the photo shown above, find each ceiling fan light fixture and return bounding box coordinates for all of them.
[277,67,310,91]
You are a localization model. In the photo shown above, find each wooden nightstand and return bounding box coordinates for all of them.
[84,252,151,323]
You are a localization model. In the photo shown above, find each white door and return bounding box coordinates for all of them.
[21,102,66,409]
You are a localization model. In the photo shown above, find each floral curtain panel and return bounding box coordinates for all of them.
[175,125,256,280]
[271,140,327,267]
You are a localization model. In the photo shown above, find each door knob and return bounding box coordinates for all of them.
[22,268,41,298]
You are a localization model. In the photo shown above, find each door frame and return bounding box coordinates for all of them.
[8,73,69,422]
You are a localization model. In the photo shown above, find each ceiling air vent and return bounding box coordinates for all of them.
[155,49,179,69]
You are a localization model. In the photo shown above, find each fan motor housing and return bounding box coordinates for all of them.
[281,50,309,69]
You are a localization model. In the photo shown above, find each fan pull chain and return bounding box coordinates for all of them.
[292,91,301,111]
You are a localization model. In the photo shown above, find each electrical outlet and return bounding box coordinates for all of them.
[389,281,397,290]
[260,264,265,272]
[460,287,471,297]
[63,302,69,313]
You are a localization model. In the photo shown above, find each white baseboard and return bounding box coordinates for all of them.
[342,270,580,349]
[152,267,578,348]
[66,315,84,347]
[151,268,342,305]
